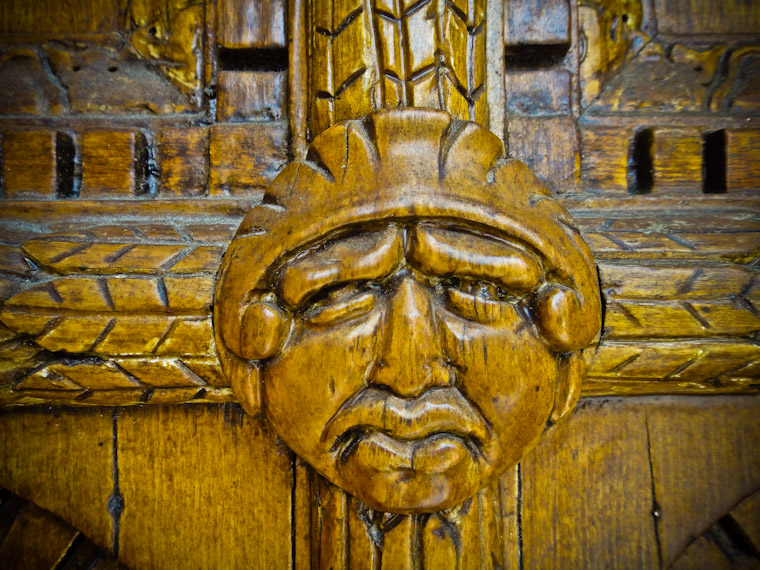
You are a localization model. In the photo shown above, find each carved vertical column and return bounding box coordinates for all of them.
[294,459,510,569]
[285,1,514,566]
[289,0,506,145]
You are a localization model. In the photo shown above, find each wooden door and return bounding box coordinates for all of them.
[0,0,758,568]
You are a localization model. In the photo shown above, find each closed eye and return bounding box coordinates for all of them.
[445,279,521,324]
[304,282,379,325]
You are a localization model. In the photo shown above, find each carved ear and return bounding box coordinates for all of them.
[239,302,290,360]
[533,285,598,352]
[550,352,583,424]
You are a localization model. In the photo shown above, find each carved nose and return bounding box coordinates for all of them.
[370,276,453,397]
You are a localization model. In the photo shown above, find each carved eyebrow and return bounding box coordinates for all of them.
[408,225,543,289]
[279,227,403,308]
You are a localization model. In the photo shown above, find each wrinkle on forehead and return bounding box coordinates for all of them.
[408,224,544,290]
[279,226,403,307]
[279,222,547,308]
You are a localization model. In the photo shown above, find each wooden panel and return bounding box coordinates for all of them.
[726,129,760,192]
[0,0,119,37]
[654,0,760,34]
[0,408,114,550]
[217,0,287,48]
[504,0,569,46]
[508,117,579,192]
[652,128,703,192]
[81,131,148,197]
[1,130,57,198]
[670,535,736,570]
[579,127,630,193]
[730,491,760,554]
[116,404,293,569]
[647,396,760,568]
[209,123,288,195]
[520,398,660,569]
[159,127,209,197]
[0,502,79,569]
[505,70,571,116]
[217,71,287,121]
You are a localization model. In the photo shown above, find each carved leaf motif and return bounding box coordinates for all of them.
[584,231,760,260]
[587,340,760,386]
[22,225,225,275]
[309,0,487,134]
[0,276,215,356]
[12,356,232,399]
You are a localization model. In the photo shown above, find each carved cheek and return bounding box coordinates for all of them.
[439,310,557,464]
[263,310,383,464]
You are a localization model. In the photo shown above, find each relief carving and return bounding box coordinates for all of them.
[215,107,602,513]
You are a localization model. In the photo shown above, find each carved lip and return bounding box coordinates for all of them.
[323,387,490,464]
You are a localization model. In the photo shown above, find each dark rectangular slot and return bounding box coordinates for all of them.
[703,130,727,193]
[133,132,150,196]
[627,128,654,194]
[55,132,78,198]
[219,48,289,72]
[504,44,570,70]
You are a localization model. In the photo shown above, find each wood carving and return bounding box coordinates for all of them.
[215,107,602,513]
[306,0,488,136]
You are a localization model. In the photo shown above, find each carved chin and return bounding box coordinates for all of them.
[332,432,482,513]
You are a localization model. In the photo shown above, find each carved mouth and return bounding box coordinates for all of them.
[323,387,490,470]
[331,428,483,466]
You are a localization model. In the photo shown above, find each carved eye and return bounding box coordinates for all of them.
[304,282,378,325]
[444,279,517,323]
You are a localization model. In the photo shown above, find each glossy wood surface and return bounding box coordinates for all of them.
[0,0,757,566]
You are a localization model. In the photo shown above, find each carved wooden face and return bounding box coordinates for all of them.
[263,222,562,513]
[215,108,601,514]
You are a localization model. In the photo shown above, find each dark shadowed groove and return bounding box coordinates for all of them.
[645,415,663,569]
[108,409,123,557]
[517,463,523,570]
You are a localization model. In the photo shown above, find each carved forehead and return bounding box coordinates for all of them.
[278,222,545,307]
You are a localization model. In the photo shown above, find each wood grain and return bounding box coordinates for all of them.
[0,0,120,37]
[654,0,760,34]
[505,70,572,116]
[504,0,569,46]
[647,396,760,568]
[579,126,631,193]
[508,116,580,192]
[1,130,58,198]
[726,129,760,192]
[116,404,293,569]
[158,127,209,197]
[652,128,703,192]
[0,502,79,569]
[0,194,756,405]
[0,408,114,550]
[520,397,660,569]
[217,0,287,48]
[209,123,288,195]
[81,131,148,197]
[217,70,287,121]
